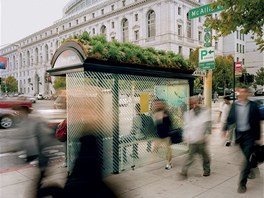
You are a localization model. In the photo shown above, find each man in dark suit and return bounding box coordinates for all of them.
[225,86,261,194]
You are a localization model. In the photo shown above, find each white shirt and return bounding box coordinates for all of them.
[220,103,231,123]
[183,107,211,144]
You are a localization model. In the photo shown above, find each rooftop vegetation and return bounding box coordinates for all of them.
[62,31,194,71]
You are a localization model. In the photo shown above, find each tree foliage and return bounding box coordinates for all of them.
[1,76,18,93]
[63,32,193,71]
[53,77,66,91]
[208,1,264,52]
[255,67,264,86]
[189,48,234,92]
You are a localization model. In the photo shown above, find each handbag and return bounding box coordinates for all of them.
[168,128,183,144]
[55,119,67,142]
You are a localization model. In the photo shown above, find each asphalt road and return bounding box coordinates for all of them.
[0,99,65,171]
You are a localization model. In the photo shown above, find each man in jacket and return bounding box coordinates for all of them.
[225,86,261,193]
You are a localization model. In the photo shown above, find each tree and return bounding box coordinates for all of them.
[1,76,18,93]
[53,77,66,91]
[189,48,234,94]
[255,67,264,86]
[208,1,264,52]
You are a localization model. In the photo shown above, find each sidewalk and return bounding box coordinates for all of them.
[0,102,263,198]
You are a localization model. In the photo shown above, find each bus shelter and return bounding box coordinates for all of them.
[48,41,195,176]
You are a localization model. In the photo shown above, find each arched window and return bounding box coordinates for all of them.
[147,10,156,38]
[122,18,129,42]
[100,25,106,35]
[45,44,49,62]
[55,40,59,49]
[12,56,15,70]
[27,50,30,67]
[35,48,39,64]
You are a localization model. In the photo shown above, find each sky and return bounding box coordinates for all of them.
[0,0,68,47]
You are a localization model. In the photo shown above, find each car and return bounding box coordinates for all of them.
[18,95,37,103]
[254,89,264,96]
[54,93,66,109]
[249,97,264,120]
[0,98,33,113]
[0,108,19,129]
[36,94,44,100]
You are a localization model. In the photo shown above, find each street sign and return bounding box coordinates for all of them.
[199,47,215,70]
[192,70,207,77]
[235,61,242,76]
[188,3,224,20]
[204,31,211,47]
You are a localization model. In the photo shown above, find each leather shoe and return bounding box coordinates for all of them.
[203,172,210,177]
[237,184,247,193]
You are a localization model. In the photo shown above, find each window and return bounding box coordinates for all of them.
[111,5,115,11]
[190,48,193,55]
[179,46,182,54]
[62,25,65,30]
[101,9,104,15]
[122,0,126,6]
[242,34,244,41]
[134,30,139,40]
[84,16,87,21]
[198,17,201,23]
[178,25,182,36]
[147,10,156,38]
[198,31,202,41]
[76,19,79,24]
[92,28,95,35]
[122,18,129,42]
[112,21,115,28]
[242,45,245,53]
[92,13,95,18]
[240,32,242,40]
[100,25,106,35]
[135,14,138,21]
[237,31,239,39]
[45,44,49,62]
[178,7,181,15]
[56,28,59,33]
[236,43,239,52]
[50,30,53,34]
[240,44,242,53]
[69,23,71,28]
[242,58,245,65]
[111,36,115,41]
[187,18,192,38]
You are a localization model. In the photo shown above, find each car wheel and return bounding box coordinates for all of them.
[0,116,13,129]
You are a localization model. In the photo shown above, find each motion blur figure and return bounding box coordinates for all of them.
[179,96,211,179]
[225,86,261,194]
[13,106,53,198]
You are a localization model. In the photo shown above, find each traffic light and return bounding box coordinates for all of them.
[0,77,2,84]
[239,73,254,84]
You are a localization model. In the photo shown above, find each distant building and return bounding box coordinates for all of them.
[0,0,263,95]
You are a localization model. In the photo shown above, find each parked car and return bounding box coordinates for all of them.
[254,89,264,96]
[0,108,19,129]
[36,94,44,100]
[18,94,37,103]
[249,97,264,120]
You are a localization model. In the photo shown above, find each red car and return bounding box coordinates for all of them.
[0,97,33,113]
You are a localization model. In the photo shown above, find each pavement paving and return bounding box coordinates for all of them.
[0,100,263,198]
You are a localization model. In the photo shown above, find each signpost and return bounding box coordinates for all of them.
[188,3,224,20]
[204,27,211,47]
[199,47,215,70]
[235,61,242,76]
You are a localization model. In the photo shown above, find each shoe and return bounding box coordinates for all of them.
[165,164,172,170]
[237,184,247,193]
[203,172,210,177]
[178,172,187,180]
[225,141,231,147]
[18,154,27,159]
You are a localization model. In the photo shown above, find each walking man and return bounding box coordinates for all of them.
[179,96,211,178]
[225,86,261,193]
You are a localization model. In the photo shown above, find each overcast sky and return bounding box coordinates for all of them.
[0,0,67,47]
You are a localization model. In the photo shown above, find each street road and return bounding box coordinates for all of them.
[0,100,65,171]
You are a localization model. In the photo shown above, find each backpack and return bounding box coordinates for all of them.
[139,114,155,137]
[56,119,67,142]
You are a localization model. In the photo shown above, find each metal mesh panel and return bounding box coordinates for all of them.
[66,71,189,175]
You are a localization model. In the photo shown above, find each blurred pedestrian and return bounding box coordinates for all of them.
[224,86,261,194]
[218,96,233,146]
[179,96,211,179]
[151,99,173,170]
[13,106,53,198]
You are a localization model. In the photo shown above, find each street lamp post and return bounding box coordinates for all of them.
[14,44,21,93]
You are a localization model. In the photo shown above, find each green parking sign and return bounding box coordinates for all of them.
[199,47,215,70]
